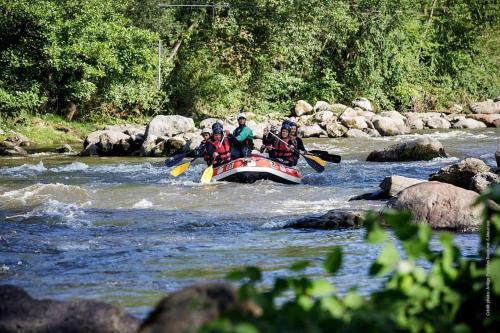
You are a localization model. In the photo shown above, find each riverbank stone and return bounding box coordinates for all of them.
[452,118,487,129]
[388,182,482,232]
[0,141,28,157]
[470,99,500,114]
[294,100,313,116]
[55,144,73,154]
[429,158,491,189]
[0,284,139,333]
[469,172,500,193]
[139,283,260,333]
[379,176,426,197]
[352,97,373,111]
[344,128,370,138]
[367,136,446,162]
[285,209,367,229]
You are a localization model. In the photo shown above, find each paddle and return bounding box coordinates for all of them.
[268,132,325,173]
[200,134,225,184]
[165,153,188,168]
[308,150,342,164]
[170,157,199,177]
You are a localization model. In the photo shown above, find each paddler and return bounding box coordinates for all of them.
[266,123,297,167]
[194,127,212,165]
[288,121,305,166]
[206,123,231,167]
[226,109,254,159]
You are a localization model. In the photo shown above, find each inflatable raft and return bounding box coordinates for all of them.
[212,154,302,184]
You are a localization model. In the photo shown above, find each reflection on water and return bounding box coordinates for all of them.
[0,128,497,317]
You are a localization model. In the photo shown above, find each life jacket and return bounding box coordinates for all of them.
[273,137,296,161]
[233,125,253,147]
[206,137,231,165]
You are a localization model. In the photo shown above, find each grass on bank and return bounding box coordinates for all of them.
[0,113,149,146]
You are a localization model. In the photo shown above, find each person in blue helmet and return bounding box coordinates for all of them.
[226,109,254,159]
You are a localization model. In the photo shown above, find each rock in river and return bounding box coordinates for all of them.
[388,182,482,232]
[379,176,426,197]
[367,136,446,162]
[139,283,260,333]
[429,158,491,189]
[0,284,139,333]
[285,209,366,229]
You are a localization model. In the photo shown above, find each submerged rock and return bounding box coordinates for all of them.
[388,182,482,232]
[0,284,139,333]
[139,283,260,333]
[379,176,426,197]
[367,136,446,162]
[496,148,500,167]
[285,209,367,229]
[429,158,491,189]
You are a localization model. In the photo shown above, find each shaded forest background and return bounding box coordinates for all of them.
[1,0,499,121]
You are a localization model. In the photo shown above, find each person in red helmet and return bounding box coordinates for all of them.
[205,123,231,167]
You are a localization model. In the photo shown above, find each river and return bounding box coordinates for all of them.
[0,128,498,317]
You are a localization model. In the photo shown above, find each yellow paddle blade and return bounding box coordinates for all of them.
[305,154,327,167]
[170,161,190,177]
[201,165,214,184]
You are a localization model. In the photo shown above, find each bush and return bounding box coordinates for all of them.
[201,185,500,332]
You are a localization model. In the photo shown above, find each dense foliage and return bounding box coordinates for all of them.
[1,0,499,119]
[200,185,500,333]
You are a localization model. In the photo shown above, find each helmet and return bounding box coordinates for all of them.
[212,122,224,134]
[237,108,247,120]
[281,124,291,132]
[282,119,295,127]
[201,127,212,135]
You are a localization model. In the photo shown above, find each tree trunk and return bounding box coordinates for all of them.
[65,101,77,121]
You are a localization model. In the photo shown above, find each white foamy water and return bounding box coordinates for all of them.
[133,199,154,209]
[0,161,47,176]
[50,162,89,172]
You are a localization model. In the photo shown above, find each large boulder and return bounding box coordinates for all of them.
[139,283,260,333]
[294,100,314,117]
[313,110,335,124]
[344,128,370,138]
[249,122,265,140]
[429,158,491,189]
[452,118,487,129]
[367,136,446,162]
[96,131,131,155]
[5,132,34,147]
[388,182,482,232]
[426,117,451,129]
[0,284,139,333]
[341,116,369,130]
[144,115,195,140]
[55,144,74,154]
[338,107,358,122]
[285,209,366,229]
[331,103,349,115]
[493,118,500,128]
[466,114,500,127]
[470,172,500,193]
[406,113,425,130]
[379,176,426,197]
[163,137,187,156]
[352,97,373,112]
[372,116,408,136]
[325,123,348,138]
[470,99,500,114]
[199,118,224,130]
[298,124,325,138]
[313,101,332,113]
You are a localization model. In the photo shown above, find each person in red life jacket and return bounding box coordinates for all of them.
[194,127,212,164]
[226,109,254,159]
[205,123,231,167]
[266,123,297,167]
[288,121,305,166]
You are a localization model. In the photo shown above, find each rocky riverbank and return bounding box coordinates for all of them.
[1,98,499,158]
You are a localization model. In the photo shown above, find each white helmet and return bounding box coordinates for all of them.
[237,108,247,120]
[201,127,212,135]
